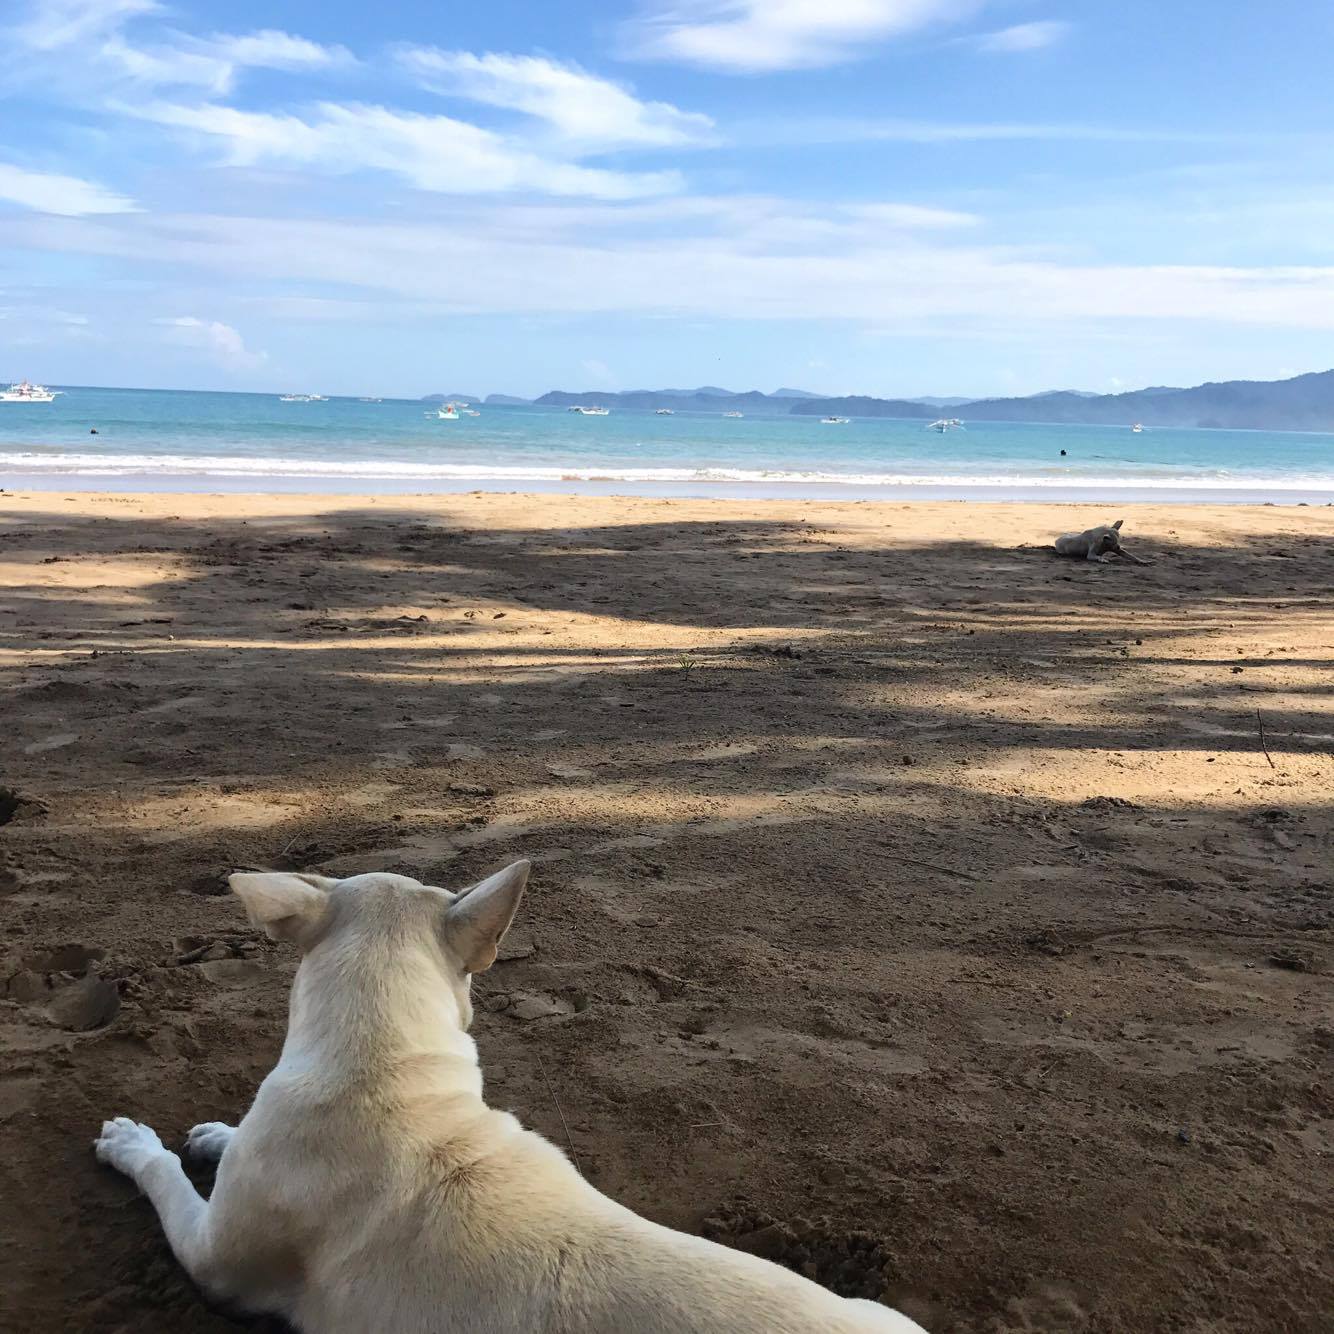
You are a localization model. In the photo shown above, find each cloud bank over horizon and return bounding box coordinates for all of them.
[2,0,1331,395]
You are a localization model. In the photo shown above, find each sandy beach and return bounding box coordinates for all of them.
[2,490,1331,1333]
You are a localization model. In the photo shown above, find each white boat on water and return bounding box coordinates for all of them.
[569,405,610,415]
[462,408,481,416]
[1131,422,1144,433]
[435,403,460,420]
[928,417,964,432]
[822,416,850,424]
[655,407,674,415]
[279,393,326,403]
[722,410,744,418]
[2,379,60,402]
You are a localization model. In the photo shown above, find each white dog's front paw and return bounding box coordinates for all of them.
[185,1121,236,1163]
[94,1116,166,1178]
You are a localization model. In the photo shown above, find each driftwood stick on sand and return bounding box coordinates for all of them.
[536,1053,581,1174]
[1256,708,1277,770]
[882,853,982,883]
[1114,548,1152,566]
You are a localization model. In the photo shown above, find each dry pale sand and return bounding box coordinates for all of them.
[1,490,1331,1333]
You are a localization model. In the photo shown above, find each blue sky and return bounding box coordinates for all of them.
[3,0,1333,398]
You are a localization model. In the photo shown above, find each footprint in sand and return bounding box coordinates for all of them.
[4,944,117,1030]
[486,990,575,1021]
[47,976,120,1031]
[198,959,268,986]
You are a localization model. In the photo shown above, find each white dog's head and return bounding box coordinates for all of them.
[228,861,529,1030]
[1090,518,1124,554]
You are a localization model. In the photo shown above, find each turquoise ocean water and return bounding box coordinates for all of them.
[2,386,1332,502]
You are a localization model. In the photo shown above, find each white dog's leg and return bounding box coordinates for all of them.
[95,1118,219,1291]
[185,1121,237,1164]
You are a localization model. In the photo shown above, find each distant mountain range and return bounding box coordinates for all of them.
[790,371,1334,430]
[532,387,799,411]
[421,370,1334,431]
[432,386,1050,411]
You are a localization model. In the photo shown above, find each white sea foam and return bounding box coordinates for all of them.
[2,450,1332,491]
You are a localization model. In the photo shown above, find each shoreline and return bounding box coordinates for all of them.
[4,472,1333,504]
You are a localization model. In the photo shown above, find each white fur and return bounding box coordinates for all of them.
[94,863,927,1333]
[1053,518,1149,565]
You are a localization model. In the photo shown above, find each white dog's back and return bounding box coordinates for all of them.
[222,1082,918,1333]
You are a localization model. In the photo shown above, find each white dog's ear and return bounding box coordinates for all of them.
[1113,518,1124,530]
[443,860,530,973]
[229,871,332,945]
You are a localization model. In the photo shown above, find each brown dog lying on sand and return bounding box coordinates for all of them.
[1054,518,1150,564]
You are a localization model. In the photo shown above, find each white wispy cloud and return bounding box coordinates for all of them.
[969,20,1070,53]
[209,30,351,75]
[14,4,693,199]
[727,116,1227,148]
[102,28,352,95]
[23,206,1334,333]
[846,202,979,228]
[14,0,159,52]
[0,162,137,215]
[394,47,715,152]
[12,1,351,97]
[398,48,715,150]
[154,316,265,370]
[622,0,982,72]
[130,100,684,199]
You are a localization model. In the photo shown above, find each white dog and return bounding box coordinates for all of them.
[1053,518,1149,565]
[95,862,927,1333]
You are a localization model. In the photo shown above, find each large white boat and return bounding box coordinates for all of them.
[278,393,326,403]
[822,416,850,424]
[568,405,610,416]
[928,417,963,432]
[722,410,744,419]
[2,380,59,403]
[655,407,674,415]
[435,403,460,420]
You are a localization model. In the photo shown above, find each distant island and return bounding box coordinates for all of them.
[419,369,1334,432]
[791,370,1334,431]
[533,388,796,412]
